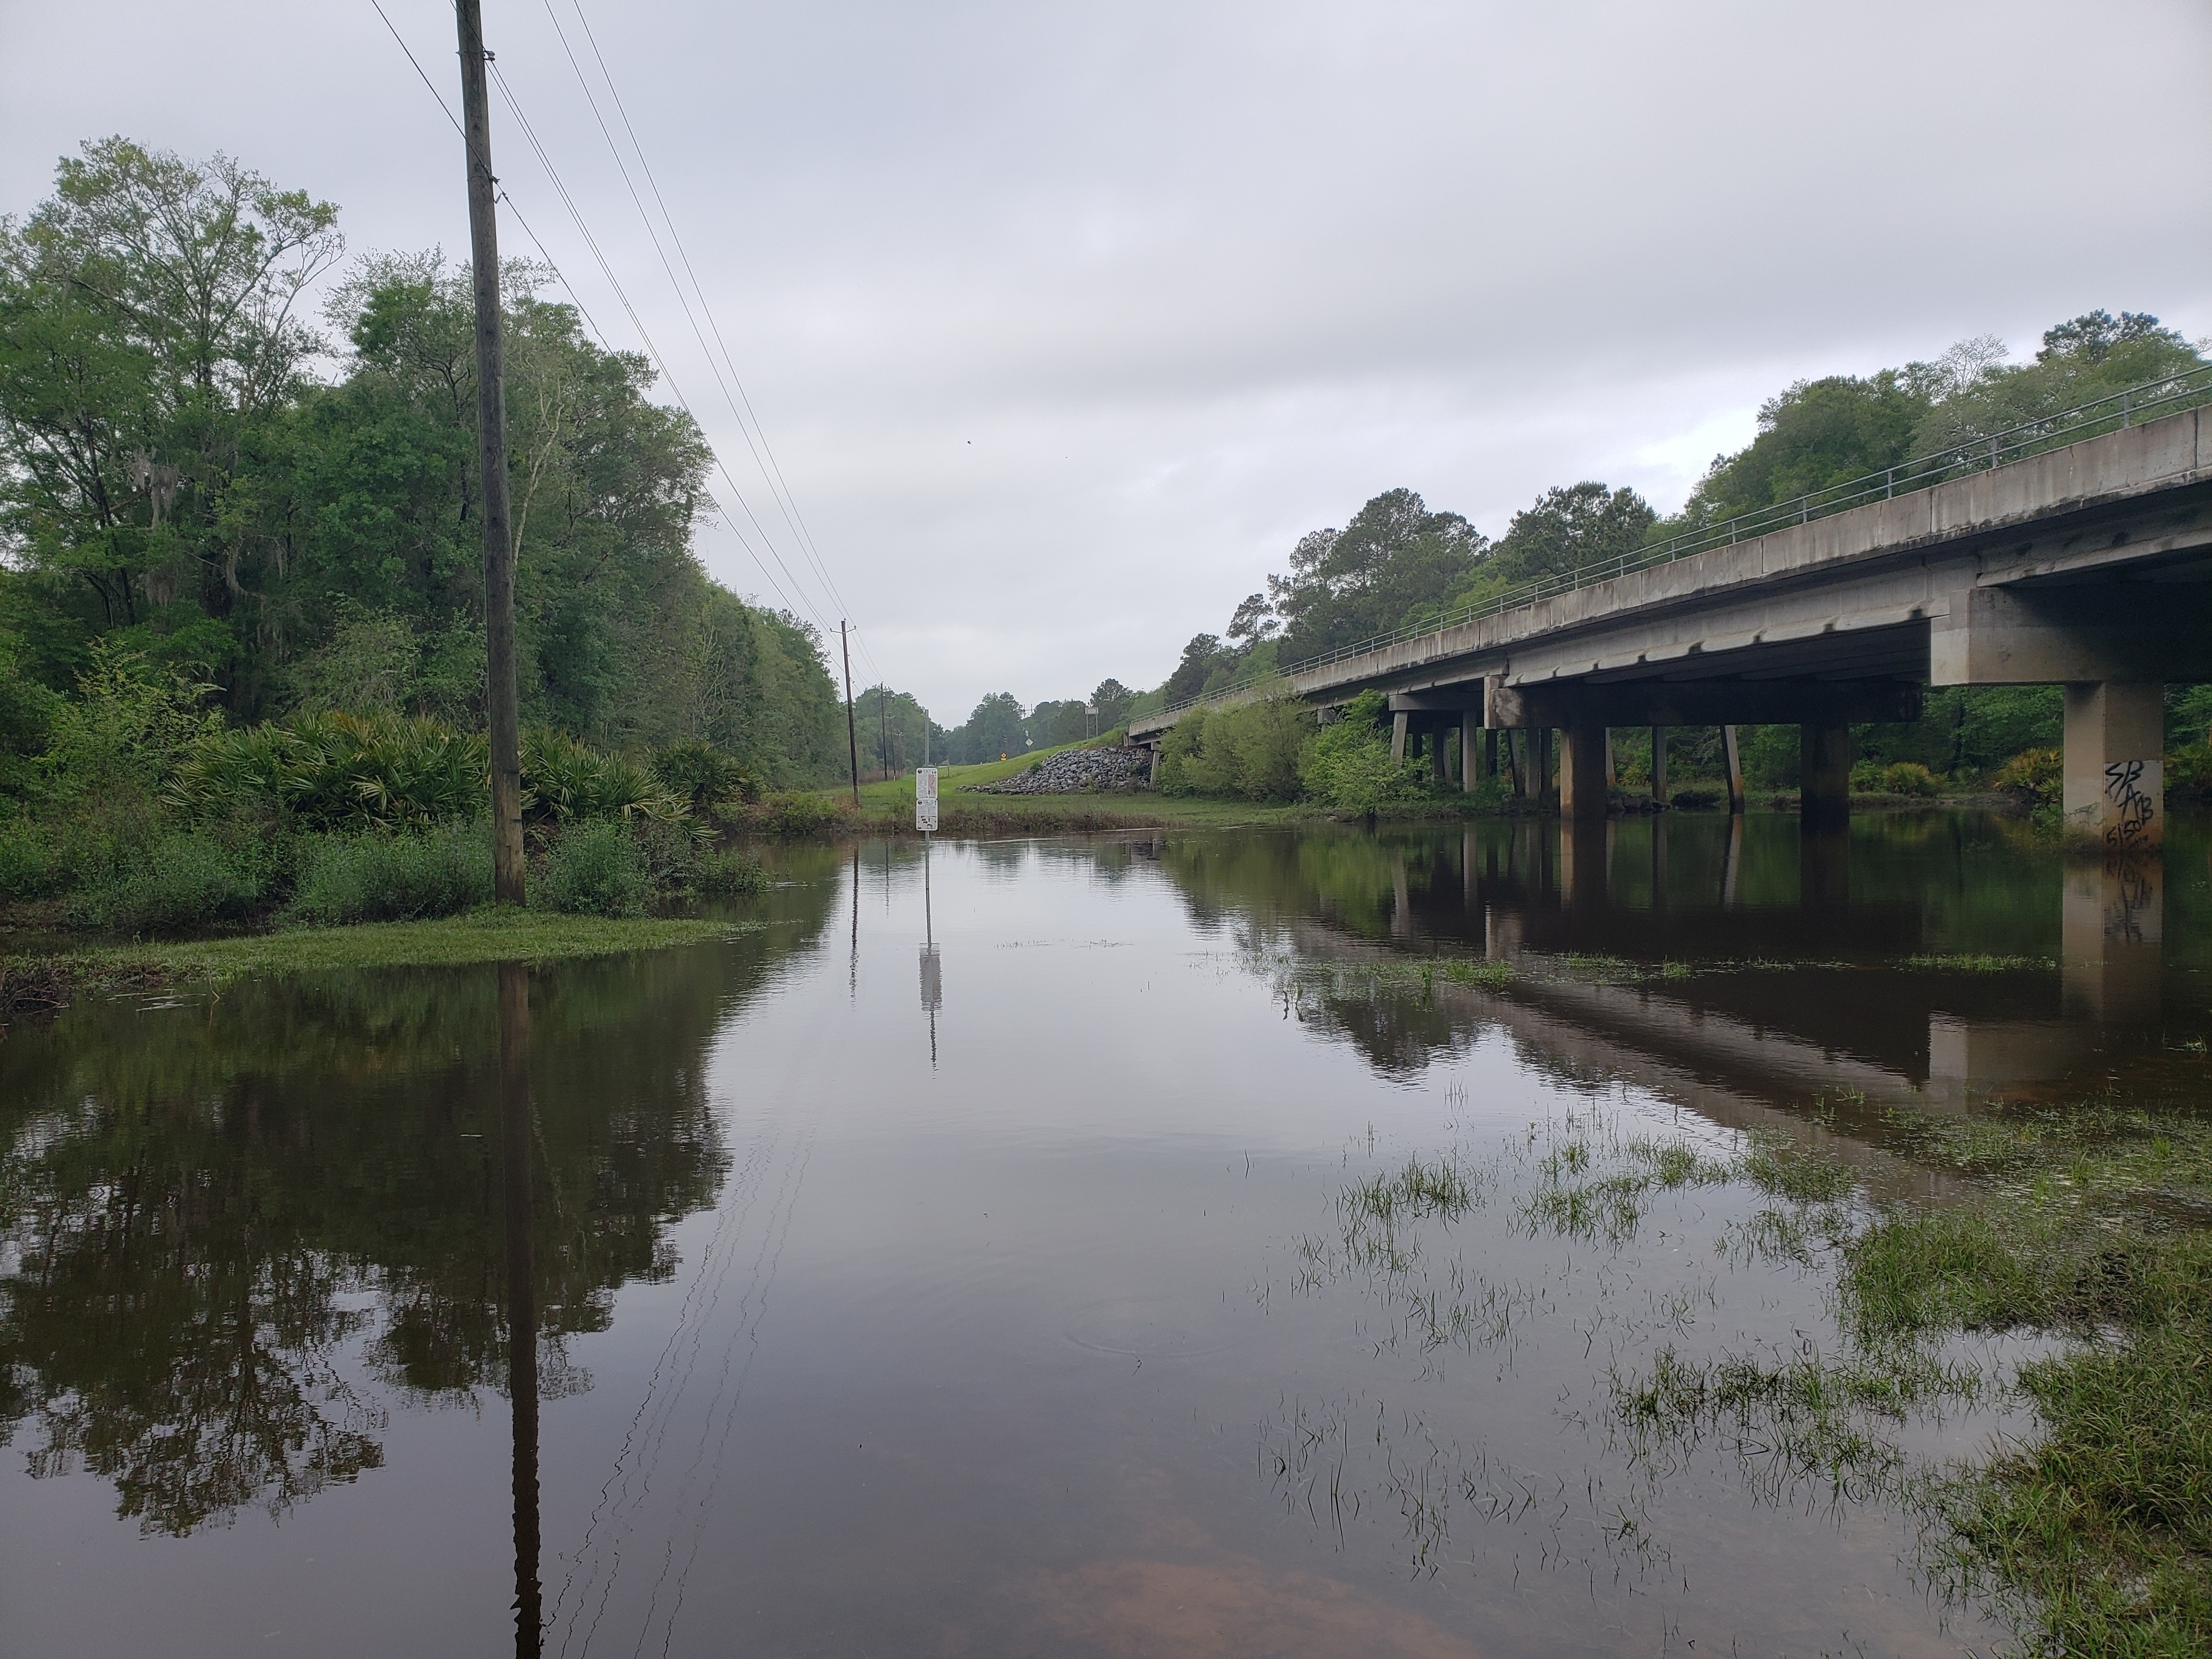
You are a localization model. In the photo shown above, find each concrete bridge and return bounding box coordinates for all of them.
[1129,402,2212,848]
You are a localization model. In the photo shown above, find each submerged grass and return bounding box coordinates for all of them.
[1304,1078,2212,1651]
[1900,953,2054,973]
[1669,1101,2212,1654]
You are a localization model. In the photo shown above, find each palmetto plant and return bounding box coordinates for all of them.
[520,729,688,826]
[170,712,488,831]
[170,713,692,832]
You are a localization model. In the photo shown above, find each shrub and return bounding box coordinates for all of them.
[535,820,653,917]
[1154,708,1209,795]
[692,848,771,895]
[76,832,264,933]
[1300,689,1420,814]
[1872,760,1939,797]
[651,740,757,819]
[1994,747,2062,812]
[523,730,687,825]
[2168,744,2212,808]
[1153,692,1314,801]
[170,711,487,831]
[751,790,848,838]
[290,823,493,925]
[0,819,107,900]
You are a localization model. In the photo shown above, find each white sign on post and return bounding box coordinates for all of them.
[915,766,939,833]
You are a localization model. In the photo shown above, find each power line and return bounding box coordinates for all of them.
[560,3,861,631]
[486,63,833,632]
[366,0,834,633]
[541,0,878,681]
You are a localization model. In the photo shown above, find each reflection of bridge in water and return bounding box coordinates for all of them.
[1175,815,2180,1200]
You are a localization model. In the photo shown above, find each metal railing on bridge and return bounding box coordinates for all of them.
[1153,361,2212,722]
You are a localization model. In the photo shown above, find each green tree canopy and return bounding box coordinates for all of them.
[0,140,845,782]
[1451,482,1655,610]
[1266,489,1486,662]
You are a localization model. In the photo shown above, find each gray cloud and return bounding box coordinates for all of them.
[6,0,2207,718]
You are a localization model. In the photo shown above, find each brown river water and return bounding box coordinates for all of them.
[2,810,2205,1657]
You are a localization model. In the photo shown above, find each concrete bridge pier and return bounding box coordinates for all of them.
[1650,726,1667,805]
[2063,684,2164,853]
[1560,719,1610,822]
[1932,583,2212,854]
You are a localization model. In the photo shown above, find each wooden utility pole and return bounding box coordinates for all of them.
[840,622,861,806]
[456,0,525,902]
[878,685,889,782]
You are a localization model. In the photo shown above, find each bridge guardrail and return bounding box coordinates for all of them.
[1152,362,2212,723]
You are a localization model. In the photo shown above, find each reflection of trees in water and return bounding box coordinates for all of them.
[0,902,830,1537]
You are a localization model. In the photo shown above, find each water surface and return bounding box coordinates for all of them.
[3,813,2205,1656]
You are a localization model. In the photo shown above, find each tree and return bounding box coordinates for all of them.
[1910,310,2204,465]
[1091,678,1135,731]
[0,143,850,779]
[1453,482,1656,610]
[0,138,341,683]
[1267,489,1485,663]
[1163,633,1225,706]
[1673,376,1928,528]
[952,691,1026,762]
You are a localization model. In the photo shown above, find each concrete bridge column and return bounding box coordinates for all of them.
[1560,719,1610,823]
[2063,684,2163,852]
[1431,725,1448,782]
[1722,725,1745,813]
[1463,710,1482,794]
[1650,727,1667,805]
[1535,728,1555,807]
[1482,728,1498,783]
[1390,711,1410,765]
[1801,724,1851,826]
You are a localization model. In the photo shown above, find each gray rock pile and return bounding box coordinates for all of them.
[974,746,1152,794]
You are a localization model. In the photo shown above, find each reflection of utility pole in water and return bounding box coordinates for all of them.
[2063,856,2163,1024]
[849,844,860,1004]
[497,962,541,1659]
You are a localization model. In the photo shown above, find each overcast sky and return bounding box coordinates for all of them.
[6,1,2209,721]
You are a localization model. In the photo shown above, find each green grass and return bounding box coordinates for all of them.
[29,909,749,991]
[1709,1102,2212,1652]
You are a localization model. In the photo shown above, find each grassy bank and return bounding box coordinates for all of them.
[1585,1101,2212,1654]
[1,909,751,1014]
[1330,1088,2211,1651]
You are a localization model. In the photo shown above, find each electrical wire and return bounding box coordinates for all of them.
[537,0,877,680]
[366,0,832,631]
[554,1,870,670]
[488,63,831,630]
[367,0,609,342]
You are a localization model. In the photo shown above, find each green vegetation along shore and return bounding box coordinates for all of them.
[0,910,753,1018]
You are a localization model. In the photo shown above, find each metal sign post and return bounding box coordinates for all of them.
[915,766,938,834]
